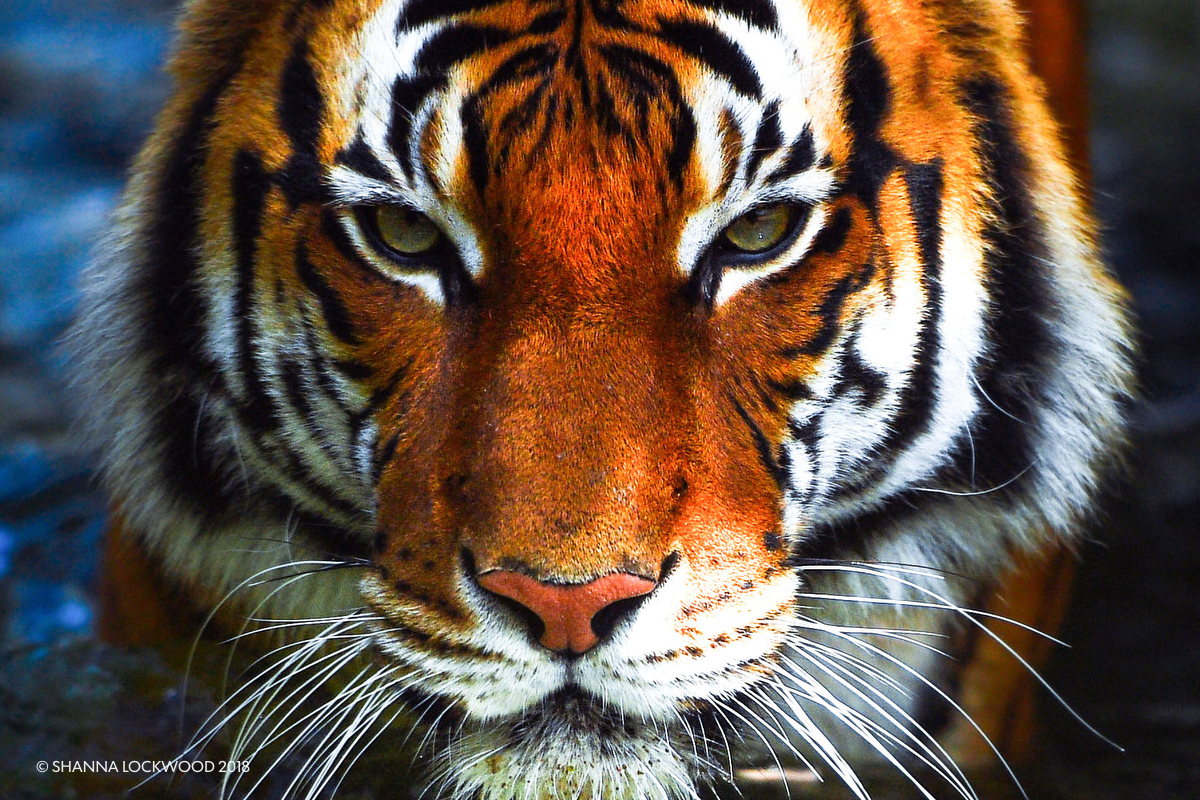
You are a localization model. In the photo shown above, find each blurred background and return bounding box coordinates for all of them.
[0,0,1197,797]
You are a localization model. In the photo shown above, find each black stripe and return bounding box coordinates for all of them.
[333,358,375,381]
[957,76,1054,491]
[141,68,240,519]
[320,207,383,278]
[275,38,326,207]
[461,93,490,191]
[566,0,588,99]
[842,10,897,207]
[594,43,695,183]
[781,271,860,358]
[655,18,762,99]
[594,71,633,144]
[388,73,448,179]
[532,91,561,155]
[747,372,779,414]
[787,415,822,501]
[349,364,410,443]
[685,249,722,308]
[335,132,393,184]
[397,0,507,34]
[270,434,367,521]
[279,341,346,464]
[834,340,887,408]
[589,0,634,29]
[811,205,852,255]
[280,358,320,443]
[463,44,559,182]
[599,49,664,105]
[498,77,552,139]
[872,161,944,454]
[799,495,915,561]
[731,395,787,490]
[907,159,945,274]
[529,8,568,34]
[414,24,512,75]
[231,148,280,434]
[158,388,239,527]
[291,510,371,562]
[768,378,814,402]
[300,319,355,415]
[483,43,559,93]
[142,86,230,363]
[746,101,783,181]
[691,0,778,30]
[766,125,817,182]
[788,416,821,455]
[439,253,479,307]
[668,107,697,188]
[296,241,359,344]
[595,43,684,100]
[372,430,402,482]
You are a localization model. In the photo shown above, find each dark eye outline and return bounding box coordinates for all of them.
[713,202,813,265]
[353,205,453,267]
[349,205,477,305]
[687,201,816,306]
[718,204,800,256]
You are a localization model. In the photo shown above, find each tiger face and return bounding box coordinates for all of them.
[73,0,1133,798]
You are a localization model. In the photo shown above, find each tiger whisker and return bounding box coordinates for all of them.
[907,459,1038,498]
[786,639,981,799]
[784,571,1036,799]
[226,610,381,641]
[197,621,368,764]
[765,677,948,800]
[218,646,366,798]
[180,618,348,762]
[796,591,1069,646]
[327,699,411,798]
[179,558,354,738]
[778,647,977,799]
[243,659,402,799]
[222,648,372,798]
[798,562,1115,746]
[287,671,400,799]
[233,637,398,768]
[740,684,856,796]
[714,685,811,790]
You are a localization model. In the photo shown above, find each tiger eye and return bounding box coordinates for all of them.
[372,205,442,256]
[722,204,794,254]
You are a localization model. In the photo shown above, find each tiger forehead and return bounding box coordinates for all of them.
[322,0,837,204]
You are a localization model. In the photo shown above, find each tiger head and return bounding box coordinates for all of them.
[73,0,1133,797]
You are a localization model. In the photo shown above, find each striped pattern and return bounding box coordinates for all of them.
[70,1,1134,798]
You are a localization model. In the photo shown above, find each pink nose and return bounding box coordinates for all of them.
[478,570,657,654]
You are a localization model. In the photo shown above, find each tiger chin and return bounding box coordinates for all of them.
[70,0,1133,798]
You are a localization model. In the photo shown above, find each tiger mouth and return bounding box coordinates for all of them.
[429,684,724,800]
[500,686,645,739]
[421,676,715,758]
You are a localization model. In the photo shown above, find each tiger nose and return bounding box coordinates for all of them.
[477,570,657,654]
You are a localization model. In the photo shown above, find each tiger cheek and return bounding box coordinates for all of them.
[372,440,471,624]
[672,472,791,605]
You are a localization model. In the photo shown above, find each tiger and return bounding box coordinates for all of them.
[70,0,1134,798]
